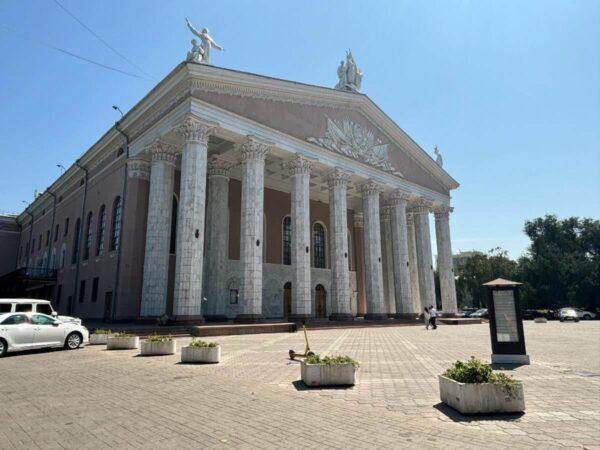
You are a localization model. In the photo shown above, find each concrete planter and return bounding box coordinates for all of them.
[301,362,357,387]
[534,317,547,323]
[89,333,115,345]
[438,375,525,414]
[181,346,221,363]
[106,336,140,350]
[140,340,177,356]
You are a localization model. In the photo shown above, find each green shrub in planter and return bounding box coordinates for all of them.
[146,334,173,343]
[443,357,518,389]
[188,338,219,348]
[93,329,113,334]
[305,354,359,367]
[112,332,136,338]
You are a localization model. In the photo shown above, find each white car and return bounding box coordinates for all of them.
[0,299,81,324]
[574,308,596,320]
[0,312,89,357]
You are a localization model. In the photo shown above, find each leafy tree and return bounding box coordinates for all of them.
[516,215,599,310]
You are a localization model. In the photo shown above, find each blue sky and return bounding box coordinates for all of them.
[1,0,598,259]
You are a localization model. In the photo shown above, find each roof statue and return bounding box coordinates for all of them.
[185,18,224,64]
[434,145,443,167]
[335,50,363,92]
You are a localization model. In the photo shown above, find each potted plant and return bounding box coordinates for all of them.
[439,357,525,414]
[181,338,220,363]
[89,329,115,345]
[106,332,140,350]
[140,335,177,356]
[301,354,359,387]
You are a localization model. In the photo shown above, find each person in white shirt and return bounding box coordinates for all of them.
[429,305,438,329]
[423,307,431,330]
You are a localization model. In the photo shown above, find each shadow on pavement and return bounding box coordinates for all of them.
[433,403,525,422]
[291,380,355,391]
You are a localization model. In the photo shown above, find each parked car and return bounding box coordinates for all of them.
[574,308,596,320]
[0,299,81,324]
[469,308,489,319]
[0,312,89,356]
[558,308,580,322]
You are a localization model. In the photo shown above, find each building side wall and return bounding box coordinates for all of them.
[0,219,20,277]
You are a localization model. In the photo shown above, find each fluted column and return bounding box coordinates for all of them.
[172,115,216,321]
[380,205,396,316]
[388,189,415,318]
[235,137,270,324]
[203,157,232,322]
[361,180,386,320]
[286,154,312,319]
[353,213,367,316]
[327,168,353,321]
[434,204,458,315]
[411,198,436,311]
[407,212,421,313]
[140,140,177,317]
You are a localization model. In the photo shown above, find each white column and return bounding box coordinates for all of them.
[407,212,421,313]
[140,141,176,317]
[411,198,436,311]
[388,189,415,318]
[434,204,458,315]
[287,154,312,319]
[327,168,353,321]
[172,115,215,321]
[235,137,270,323]
[380,206,396,316]
[360,180,387,320]
[204,157,231,321]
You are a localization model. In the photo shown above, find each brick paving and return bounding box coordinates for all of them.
[0,322,599,449]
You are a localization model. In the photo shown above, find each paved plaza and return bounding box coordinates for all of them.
[1,322,599,449]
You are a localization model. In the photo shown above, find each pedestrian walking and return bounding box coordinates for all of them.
[429,305,438,330]
[424,306,430,330]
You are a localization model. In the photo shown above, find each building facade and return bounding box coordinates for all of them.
[3,58,460,322]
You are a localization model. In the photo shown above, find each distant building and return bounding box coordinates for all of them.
[452,251,484,276]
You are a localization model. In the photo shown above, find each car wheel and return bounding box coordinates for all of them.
[65,332,82,350]
[583,315,592,320]
[0,339,7,357]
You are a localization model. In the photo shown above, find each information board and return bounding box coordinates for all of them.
[493,289,519,343]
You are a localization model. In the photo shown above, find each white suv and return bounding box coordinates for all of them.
[0,299,81,324]
[0,312,89,356]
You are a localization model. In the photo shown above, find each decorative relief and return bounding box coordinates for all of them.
[147,139,179,164]
[173,115,216,144]
[238,137,271,162]
[307,116,402,177]
[409,197,434,214]
[127,159,150,180]
[326,167,351,188]
[387,188,412,206]
[285,153,312,176]
[359,179,383,198]
[433,204,453,217]
[207,157,233,177]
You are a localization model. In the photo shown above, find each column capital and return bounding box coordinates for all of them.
[127,158,150,180]
[353,212,364,228]
[388,188,412,207]
[433,204,454,217]
[146,139,178,165]
[327,167,351,188]
[207,156,233,178]
[359,179,383,198]
[285,153,312,176]
[380,206,391,222]
[173,115,217,144]
[238,136,271,162]
[409,197,434,214]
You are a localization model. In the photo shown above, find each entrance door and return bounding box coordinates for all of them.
[283,282,292,318]
[315,285,327,318]
[104,291,113,322]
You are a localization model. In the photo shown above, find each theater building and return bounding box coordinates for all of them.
[1,53,460,323]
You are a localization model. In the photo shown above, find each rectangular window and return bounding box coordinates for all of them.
[56,284,62,305]
[15,303,33,312]
[78,280,86,303]
[91,277,99,303]
[31,239,35,255]
[45,230,50,246]
[54,224,59,242]
[64,218,69,236]
[229,289,239,304]
[38,234,42,250]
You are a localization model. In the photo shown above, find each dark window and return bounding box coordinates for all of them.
[313,223,326,269]
[38,234,42,250]
[54,224,59,242]
[15,303,33,313]
[31,239,36,255]
[282,216,291,265]
[229,289,239,304]
[31,315,55,325]
[25,242,30,258]
[36,304,53,315]
[96,205,106,256]
[78,280,86,303]
[169,196,178,254]
[1,314,28,325]
[84,212,93,260]
[71,218,81,264]
[45,230,50,246]
[110,196,122,251]
[79,178,85,186]
[116,147,124,157]
[0,304,12,313]
[64,218,69,236]
[56,285,62,305]
[58,195,63,203]
[91,277,99,303]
